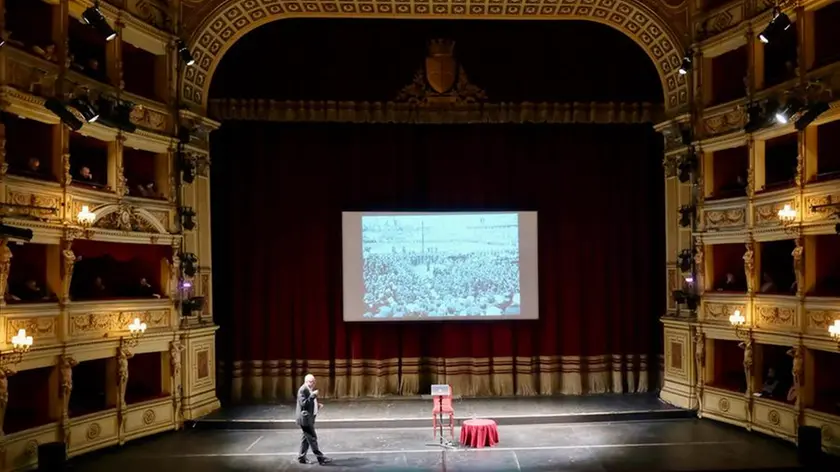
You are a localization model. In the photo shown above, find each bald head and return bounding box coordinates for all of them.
[305,374,316,389]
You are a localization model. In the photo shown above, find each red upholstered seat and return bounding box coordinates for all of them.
[432,385,455,439]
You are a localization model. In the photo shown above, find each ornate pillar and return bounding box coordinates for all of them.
[0,239,12,307]
[170,337,185,429]
[741,338,754,428]
[117,346,132,445]
[0,366,17,471]
[744,240,756,295]
[59,355,78,444]
[694,330,705,415]
[792,236,804,298]
[694,236,705,295]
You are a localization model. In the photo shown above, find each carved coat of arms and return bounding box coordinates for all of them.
[425,39,458,93]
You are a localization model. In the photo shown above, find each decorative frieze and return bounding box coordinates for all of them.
[69,310,170,337]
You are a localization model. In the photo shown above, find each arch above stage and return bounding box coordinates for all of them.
[181,0,689,113]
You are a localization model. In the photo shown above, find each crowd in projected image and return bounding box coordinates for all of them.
[361,213,521,319]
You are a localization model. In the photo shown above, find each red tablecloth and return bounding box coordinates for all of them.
[460,419,499,448]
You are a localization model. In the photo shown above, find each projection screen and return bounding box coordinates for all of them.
[342,211,539,321]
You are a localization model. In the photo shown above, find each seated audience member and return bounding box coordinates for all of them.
[717,175,747,197]
[135,182,159,199]
[759,368,780,397]
[27,157,41,174]
[13,279,50,302]
[716,273,744,292]
[135,278,161,298]
[85,276,109,299]
[759,272,777,293]
[76,166,95,183]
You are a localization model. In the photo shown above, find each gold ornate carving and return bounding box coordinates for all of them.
[0,367,16,436]
[755,305,796,327]
[702,107,746,136]
[718,397,730,412]
[397,39,486,104]
[3,191,60,221]
[170,338,186,424]
[0,240,12,306]
[59,356,78,444]
[142,409,156,425]
[85,422,102,441]
[754,201,794,226]
[695,3,744,41]
[704,208,746,229]
[743,242,755,294]
[792,237,804,297]
[117,346,132,442]
[787,346,803,409]
[694,331,705,411]
[129,105,168,132]
[767,409,781,426]
[703,303,744,322]
[741,339,753,396]
[4,55,58,96]
[70,310,169,336]
[95,204,157,233]
[807,310,840,330]
[209,99,663,124]
[184,0,688,111]
[5,317,57,342]
[804,194,840,221]
[61,239,76,305]
[147,211,171,232]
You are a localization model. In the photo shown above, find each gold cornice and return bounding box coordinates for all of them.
[208,98,665,124]
[181,0,689,114]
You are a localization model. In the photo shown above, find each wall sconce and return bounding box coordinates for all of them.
[77,205,96,227]
[180,207,196,231]
[829,319,840,348]
[777,203,797,229]
[122,317,147,349]
[729,309,750,340]
[181,253,198,278]
[0,328,34,366]
[679,205,695,228]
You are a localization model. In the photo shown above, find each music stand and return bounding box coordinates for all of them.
[425,384,456,449]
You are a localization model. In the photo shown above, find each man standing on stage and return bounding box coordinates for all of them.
[296,374,332,465]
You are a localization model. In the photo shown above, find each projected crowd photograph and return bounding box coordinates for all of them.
[361,213,521,319]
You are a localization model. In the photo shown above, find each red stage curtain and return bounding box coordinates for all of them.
[211,122,664,401]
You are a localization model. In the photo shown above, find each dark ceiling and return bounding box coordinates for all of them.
[210,19,663,104]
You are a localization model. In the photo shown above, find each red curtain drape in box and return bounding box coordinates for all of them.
[211,122,664,401]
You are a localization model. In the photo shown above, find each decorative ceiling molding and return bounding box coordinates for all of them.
[208,98,664,124]
[180,0,689,114]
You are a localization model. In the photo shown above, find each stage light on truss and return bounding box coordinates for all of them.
[177,40,195,66]
[44,98,84,131]
[794,102,830,130]
[70,96,99,123]
[82,4,116,42]
[758,10,792,44]
[678,53,692,75]
[774,98,802,125]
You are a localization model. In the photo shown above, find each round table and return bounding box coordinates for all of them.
[460,419,499,448]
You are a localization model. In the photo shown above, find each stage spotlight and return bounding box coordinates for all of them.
[678,205,694,228]
[678,249,693,272]
[44,98,84,131]
[96,97,136,132]
[744,103,768,133]
[181,157,196,184]
[82,4,116,42]
[678,54,692,75]
[180,207,196,231]
[758,11,792,44]
[177,40,195,66]
[677,152,697,184]
[69,96,99,123]
[181,253,198,277]
[794,102,830,130]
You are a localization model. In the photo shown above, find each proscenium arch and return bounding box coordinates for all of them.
[182,0,688,112]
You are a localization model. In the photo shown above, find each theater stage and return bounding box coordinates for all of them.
[189,393,694,430]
